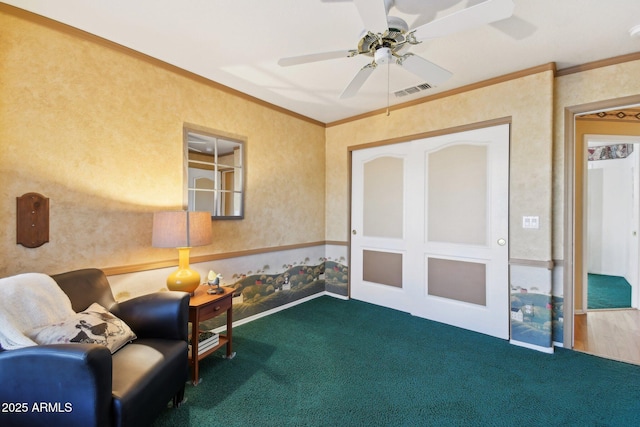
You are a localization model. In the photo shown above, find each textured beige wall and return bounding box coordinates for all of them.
[326,70,555,262]
[7,4,636,282]
[0,7,325,277]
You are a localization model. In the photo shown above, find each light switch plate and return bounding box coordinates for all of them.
[522,216,539,229]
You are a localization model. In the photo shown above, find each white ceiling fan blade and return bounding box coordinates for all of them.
[340,63,377,99]
[412,0,515,40]
[398,54,452,86]
[278,50,356,67]
[353,0,389,34]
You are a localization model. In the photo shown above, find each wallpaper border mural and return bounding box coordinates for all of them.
[108,243,349,327]
[509,264,559,351]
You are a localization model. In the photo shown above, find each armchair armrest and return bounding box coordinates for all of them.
[113,291,190,341]
[0,344,112,427]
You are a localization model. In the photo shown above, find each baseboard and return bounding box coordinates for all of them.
[325,291,349,300]
[509,339,555,354]
[211,291,344,333]
[553,341,564,348]
[213,293,561,357]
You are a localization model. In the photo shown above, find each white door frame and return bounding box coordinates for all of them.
[563,94,640,348]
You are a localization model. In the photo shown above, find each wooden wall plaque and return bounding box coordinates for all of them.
[16,192,49,248]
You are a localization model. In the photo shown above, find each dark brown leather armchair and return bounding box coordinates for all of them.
[0,268,190,427]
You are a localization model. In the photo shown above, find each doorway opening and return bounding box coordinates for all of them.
[584,135,638,311]
[565,97,640,365]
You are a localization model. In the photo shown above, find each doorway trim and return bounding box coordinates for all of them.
[563,94,640,348]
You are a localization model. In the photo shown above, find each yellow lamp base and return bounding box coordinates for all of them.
[167,247,201,294]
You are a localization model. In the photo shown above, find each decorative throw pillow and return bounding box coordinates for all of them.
[28,303,137,354]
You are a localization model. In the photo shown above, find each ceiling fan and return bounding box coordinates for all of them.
[278,0,515,99]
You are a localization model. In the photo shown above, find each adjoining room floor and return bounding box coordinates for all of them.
[574,309,640,365]
[587,273,632,309]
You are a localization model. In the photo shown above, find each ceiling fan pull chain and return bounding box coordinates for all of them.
[386,61,391,116]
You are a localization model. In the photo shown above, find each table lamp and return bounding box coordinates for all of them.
[152,210,212,294]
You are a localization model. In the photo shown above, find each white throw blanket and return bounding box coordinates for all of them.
[0,273,75,350]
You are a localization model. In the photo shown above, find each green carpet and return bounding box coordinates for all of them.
[154,296,640,426]
[588,273,632,309]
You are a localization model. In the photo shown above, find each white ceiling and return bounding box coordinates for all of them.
[5,0,640,123]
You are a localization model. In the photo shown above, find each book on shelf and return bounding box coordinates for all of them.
[188,331,219,357]
[189,342,218,357]
[197,335,219,350]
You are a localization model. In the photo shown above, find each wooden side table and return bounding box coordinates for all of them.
[188,284,235,385]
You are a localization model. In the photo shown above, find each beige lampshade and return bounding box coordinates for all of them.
[152,211,212,248]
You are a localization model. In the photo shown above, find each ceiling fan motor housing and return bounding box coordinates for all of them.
[358,15,410,58]
[387,15,409,33]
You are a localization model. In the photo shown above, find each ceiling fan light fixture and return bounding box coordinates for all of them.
[374,47,393,64]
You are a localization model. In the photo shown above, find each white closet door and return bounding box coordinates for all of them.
[351,124,510,339]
